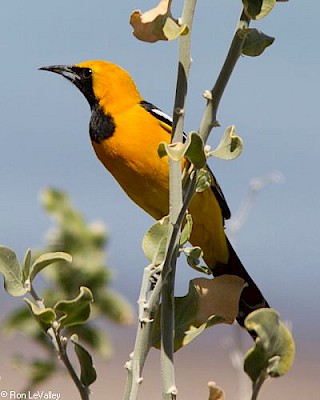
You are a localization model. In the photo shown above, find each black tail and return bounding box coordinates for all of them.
[213,238,270,330]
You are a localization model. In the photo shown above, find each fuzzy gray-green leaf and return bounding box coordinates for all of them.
[0,246,26,296]
[29,251,72,283]
[209,126,243,160]
[55,286,93,328]
[244,308,295,383]
[180,213,193,245]
[25,298,56,331]
[71,335,97,387]
[22,249,32,283]
[196,169,212,193]
[185,132,207,169]
[142,216,169,264]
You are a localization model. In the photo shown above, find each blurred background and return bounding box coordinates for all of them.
[0,1,319,399]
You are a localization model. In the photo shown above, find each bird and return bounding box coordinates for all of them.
[39,60,269,330]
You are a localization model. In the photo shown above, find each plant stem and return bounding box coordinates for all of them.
[199,8,250,143]
[28,286,89,400]
[123,168,197,400]
[55,333,90,400]
[125,2,198,399]
[251,374,267,400]
[171,1,197,144]
[160,2,197,399]
[124,264,161,400]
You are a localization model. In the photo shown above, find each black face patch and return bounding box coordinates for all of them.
[70,67,97,108]
[67,67,115,143]
[89,104,116,143]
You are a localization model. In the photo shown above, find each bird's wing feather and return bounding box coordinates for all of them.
[139,100,231,220]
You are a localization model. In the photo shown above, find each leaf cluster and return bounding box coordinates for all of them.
[130,0,285,58]
[0,188,133,390]
[0,245,96,393]
[240,0,289,57]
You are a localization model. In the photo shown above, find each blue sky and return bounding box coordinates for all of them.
[0,0,319,367]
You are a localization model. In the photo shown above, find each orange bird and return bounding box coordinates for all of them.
[40,60,269,329]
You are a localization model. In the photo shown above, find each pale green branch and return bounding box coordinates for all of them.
[161,2,197,398]
[28,286,89,400]
[199,8,250,143]
[124,264,161,400]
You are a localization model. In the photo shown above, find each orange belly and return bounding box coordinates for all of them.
[92,105,229,267]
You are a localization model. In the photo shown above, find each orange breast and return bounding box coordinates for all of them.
[92,104,229,267]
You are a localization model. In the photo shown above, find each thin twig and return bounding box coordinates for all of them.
[199,8,250,143]
[55,333,90,400]
[28,285,88,400]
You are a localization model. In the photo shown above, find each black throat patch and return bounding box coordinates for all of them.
[89,105,116,143]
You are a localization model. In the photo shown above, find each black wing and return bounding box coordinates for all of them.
[140,100,231,221]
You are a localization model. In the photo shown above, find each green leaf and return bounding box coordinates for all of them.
[183,246,211,275]
[142,216,169,264]
[185,132,207,169]
[153,275,245,351]
[187,262,210,275]
[244,308,295,384]
[242,0,276,20]
[209,126,243,160]
[196,169,212,193]
[22,249,32,283]
[0,246,26,296]
[180,213,193,245]
[158,132,206,169]
[28,251,72,283]
[183,246,203,260]
[25,298,57,331]
[242,29,275,57]
[54,286,93,328]
[163,17,189,40]
[158,141,185,161]
[71,335,97,387]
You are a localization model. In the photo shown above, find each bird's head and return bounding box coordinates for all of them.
[39,60,142,113]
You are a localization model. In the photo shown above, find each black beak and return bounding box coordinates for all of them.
[39,64,96,107]
[39,65,80,83]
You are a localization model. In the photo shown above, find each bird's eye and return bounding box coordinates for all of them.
[82,68,92,79]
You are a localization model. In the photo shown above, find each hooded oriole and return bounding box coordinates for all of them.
[40,60,269,329]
